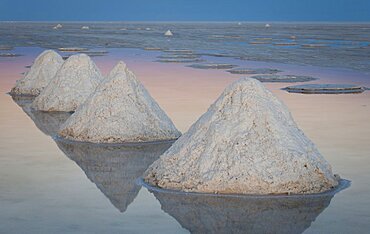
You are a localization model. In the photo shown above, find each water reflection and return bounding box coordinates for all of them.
[11,95,72,136]
[150,189,338,234]
[12,94,174,213]
[56,140,172,212]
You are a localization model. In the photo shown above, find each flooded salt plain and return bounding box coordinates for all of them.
[0,40,370,233]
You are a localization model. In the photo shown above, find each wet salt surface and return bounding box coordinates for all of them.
[227,67,281,74]
[1,47,370,233]
[188,63,237,69]
[1,22,370,73]
[251,74,318,82]
[284,84,367,94]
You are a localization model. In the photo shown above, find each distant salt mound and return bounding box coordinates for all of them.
[32,54,103,112]
[164,30,173,36]
[59,61,181,143]
[10,50,64,96]
[81,26,90,30]
[53,24,62,29]
[144,78,338,195]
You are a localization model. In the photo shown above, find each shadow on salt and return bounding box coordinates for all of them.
[139,178,350,234]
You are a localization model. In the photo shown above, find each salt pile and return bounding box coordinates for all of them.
[81,26,90,30]
[53,24,62,29]
[144,78,338,195]
[164,30,173,36]
[59,61,181,143]
[10,50,64,96]
[32,54,103,112]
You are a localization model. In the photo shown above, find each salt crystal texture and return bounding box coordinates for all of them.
[144,78,338,195]
[31,54,103,112]
[10,50,64,96]
[59,61,181,143]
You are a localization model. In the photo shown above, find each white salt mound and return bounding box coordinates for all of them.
[144,78,338,195]
[164,30,173,36]
[32,54,103,112]
[59,61,181,143]
[10,50,64,96]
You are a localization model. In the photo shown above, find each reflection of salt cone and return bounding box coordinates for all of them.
[152,191,333,234]
[56,140,172,212]
[11,95,71,136]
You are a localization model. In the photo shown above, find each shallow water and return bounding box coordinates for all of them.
[0,22,370,73]
[1,40,370,233]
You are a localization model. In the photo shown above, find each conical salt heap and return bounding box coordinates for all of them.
[59,61,181,143]
[10,50,64,96]
[144,78,338,195]
[32,54,104,112]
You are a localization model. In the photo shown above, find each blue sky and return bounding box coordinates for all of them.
[0,0,369,21]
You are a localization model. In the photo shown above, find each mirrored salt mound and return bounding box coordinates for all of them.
[156,58,204,63]
[283,84,366,94]
[144,78,339,195]
[251,74,318,83]
[56,140,173,213]
[32,54,104,112]
[227,67,281,75]
[11,96,71,137]
[10,50,64,96]
[145,179,348,234]
[188,63,237,70]
[59,61,181,144]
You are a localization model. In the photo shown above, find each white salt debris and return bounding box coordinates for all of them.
[81,26,90,30]
[144,78,338,195]
[265,23,271,28]
[10,50,64,96]
[32,54,103,112]
[164,30,173,36]
[58,61,181,143]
